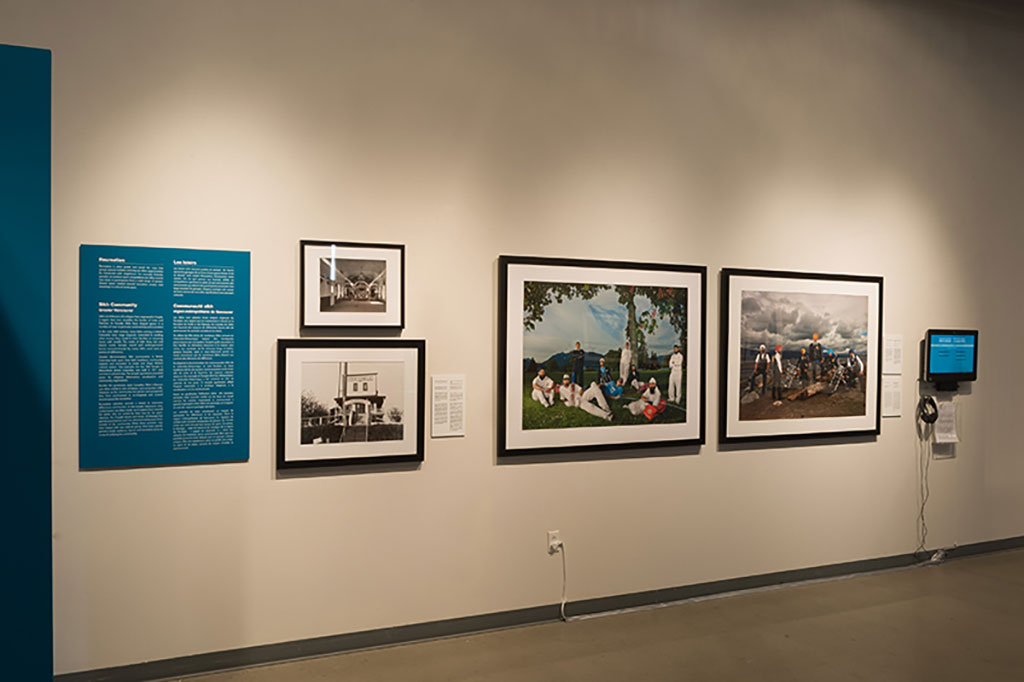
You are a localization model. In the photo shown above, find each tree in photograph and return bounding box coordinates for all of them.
[523,281,609,331]
[301,391,329,418]
[523,280,687,362]
[619,286,641,359]
[387,407,403,424]
[644,285,688,359]
[616,285,687,363]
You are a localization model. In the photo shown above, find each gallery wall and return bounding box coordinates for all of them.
[1,0,1022,675]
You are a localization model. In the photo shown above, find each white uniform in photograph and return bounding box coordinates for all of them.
[579,381,613,421]
[848,352,865,389]
[559,377,580,407]
[629,379,662,415]
[668,347,684,402]
[626,366,642,391]
[619,343,632,383]
[531,372,554,407]
[849,353,864,375]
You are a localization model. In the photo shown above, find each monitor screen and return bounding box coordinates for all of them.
[927,330,977,379]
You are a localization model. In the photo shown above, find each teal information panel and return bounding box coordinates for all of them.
[80,244,250,468]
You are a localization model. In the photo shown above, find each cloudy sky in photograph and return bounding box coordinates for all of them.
[523,286,683,360]
[740,291,868,355]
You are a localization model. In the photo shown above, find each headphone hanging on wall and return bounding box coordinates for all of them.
[918,395,939,424]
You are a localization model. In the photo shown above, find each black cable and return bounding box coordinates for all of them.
[918,395,938,424]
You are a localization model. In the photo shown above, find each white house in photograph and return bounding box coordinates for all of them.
[328,371,386,426]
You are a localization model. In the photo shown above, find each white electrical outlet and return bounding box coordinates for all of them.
[547,530,562,554]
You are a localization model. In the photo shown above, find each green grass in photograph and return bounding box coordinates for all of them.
[522,368,686,430]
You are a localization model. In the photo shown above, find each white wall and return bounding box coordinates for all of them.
[2,0,1022,674]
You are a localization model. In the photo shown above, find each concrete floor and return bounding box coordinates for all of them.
[195,549,1024,682]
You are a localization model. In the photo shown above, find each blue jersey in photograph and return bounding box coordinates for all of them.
[602,382,624,399]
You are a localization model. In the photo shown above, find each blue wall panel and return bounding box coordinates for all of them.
[0,43,53,679]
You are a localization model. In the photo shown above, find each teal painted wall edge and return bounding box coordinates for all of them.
[0,43,53,681]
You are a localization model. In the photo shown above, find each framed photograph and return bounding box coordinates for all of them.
[277,338,425,470]
[498,255,706,458]
[719,268,883,444]
[300,240,404,331]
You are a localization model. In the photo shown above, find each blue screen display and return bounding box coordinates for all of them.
[929,333,976,375]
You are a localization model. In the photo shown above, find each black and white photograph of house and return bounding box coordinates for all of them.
[300,360,404,444]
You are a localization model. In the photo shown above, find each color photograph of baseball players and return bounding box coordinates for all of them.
[738,290,869,421]
[521,281,688,430]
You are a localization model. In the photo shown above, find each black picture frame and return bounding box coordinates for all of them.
[276,338,425,470]
[498,255,707,458]
[299,240,405,332]
[719,268,883,445]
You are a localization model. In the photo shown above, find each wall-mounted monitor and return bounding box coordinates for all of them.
[923,329,978,390]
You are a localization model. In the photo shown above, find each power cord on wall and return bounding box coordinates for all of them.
[549,538,568,622]
[559,542,568,622]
